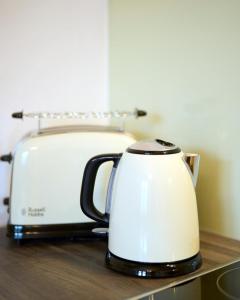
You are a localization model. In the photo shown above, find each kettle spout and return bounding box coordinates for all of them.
[183,153,200,188]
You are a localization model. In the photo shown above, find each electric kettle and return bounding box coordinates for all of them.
[80,139,202,278]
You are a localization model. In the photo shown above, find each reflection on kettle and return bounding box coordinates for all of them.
[80,139,202,278]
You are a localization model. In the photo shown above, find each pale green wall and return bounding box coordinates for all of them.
[109,0,240,239]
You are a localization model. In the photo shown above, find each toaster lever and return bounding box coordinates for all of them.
[0,153,12,163]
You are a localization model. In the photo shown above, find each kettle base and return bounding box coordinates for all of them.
[106,250,202,278]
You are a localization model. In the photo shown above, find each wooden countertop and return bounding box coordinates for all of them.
[0,228,240,300]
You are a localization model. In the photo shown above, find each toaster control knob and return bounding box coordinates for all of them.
[0,153,12,163]
[3,197,9,206]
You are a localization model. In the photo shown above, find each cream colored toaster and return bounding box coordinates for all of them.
[3,125,136,240]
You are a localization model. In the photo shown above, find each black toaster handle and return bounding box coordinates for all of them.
[80,153,122,225]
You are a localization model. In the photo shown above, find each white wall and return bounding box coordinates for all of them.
[110,0,240,239]
[0,0,109,226]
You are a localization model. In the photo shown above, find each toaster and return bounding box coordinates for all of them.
[1,125,136,240]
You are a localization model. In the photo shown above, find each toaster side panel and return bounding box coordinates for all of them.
[10,131,135,225]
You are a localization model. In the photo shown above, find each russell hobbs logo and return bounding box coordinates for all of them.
[21,207,46,217]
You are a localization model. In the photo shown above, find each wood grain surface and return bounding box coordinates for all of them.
[0,228,240,300]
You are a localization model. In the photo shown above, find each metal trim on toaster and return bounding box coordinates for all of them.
[7,223,108,240]
[13,125,124,145]
[37,125,124,137]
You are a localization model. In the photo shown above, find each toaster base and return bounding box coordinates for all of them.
[106,250,202,278]
[7,222,107,240]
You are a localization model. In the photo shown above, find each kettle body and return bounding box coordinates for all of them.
[80,139,202,277]
[109,151,199,263]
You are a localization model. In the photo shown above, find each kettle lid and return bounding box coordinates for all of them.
[127,139,181,155]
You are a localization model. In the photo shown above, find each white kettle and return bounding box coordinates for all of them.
[80,139,202,278]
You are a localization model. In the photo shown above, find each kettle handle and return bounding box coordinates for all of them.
[80,153,122,225]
